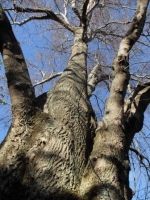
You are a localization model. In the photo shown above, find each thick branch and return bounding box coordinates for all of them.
[86,0,100,15]
[0,4,35,120]
[118,0,149,56]
[81,0,90,26]
[13,4,74,32]
[99,0,149,128]
[80,2,149,198]
[71,0,81,20]
[87,64,109,97]
[125,82,150,144]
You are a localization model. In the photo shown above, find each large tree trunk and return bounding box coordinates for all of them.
[79,0,149,199]
[0,0,149,200]
[80,56,131,200]
[0,7,95,200]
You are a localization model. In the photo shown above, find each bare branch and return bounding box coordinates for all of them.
[130,147,150,169]
[12,15,52,25]
[64,0,68,17]
[55,0,70,25]
[0,4,35,119]
[34,72,62,87]
[131,73,150,80]
[86,0,100,38]
[13,3,74,32]
[98,0,149,129]
[86,0,100,15]
[131,82,150,113]
[87,64,109,97]
[95,20,131,32]
[124,82,150,143]
[118,0,149,57]
[71,0,81,20]
[95,0,150,140]
[81,0,90,25]
[59,12,70,25]
[88,28,124,42]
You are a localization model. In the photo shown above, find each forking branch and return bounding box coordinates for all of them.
[12,2,75,32]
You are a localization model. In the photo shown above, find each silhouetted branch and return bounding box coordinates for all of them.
[13,3,74,32]
[130,147,150,169]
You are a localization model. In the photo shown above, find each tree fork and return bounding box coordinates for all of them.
[0,6,96,200]
[79,0,149,199]
[79,56,131,200]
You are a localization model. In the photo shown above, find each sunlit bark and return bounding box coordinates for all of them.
[0,5,95,200]
[80,1,149,199]
[0,1,150,200]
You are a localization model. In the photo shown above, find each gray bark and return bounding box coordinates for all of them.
[0,5,95,200]
[79,0,149,199]
[0,1,150,200]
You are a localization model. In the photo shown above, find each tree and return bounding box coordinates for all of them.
[0,0,150,199]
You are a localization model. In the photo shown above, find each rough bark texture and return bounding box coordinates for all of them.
[0,6,95,200]
[23,28,96,199]
[0,1,150,200]
[80,55,131,200]
[79,1,149,199]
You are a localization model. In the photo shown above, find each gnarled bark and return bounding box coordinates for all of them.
[0,5,95,200]
[0,1,150,200]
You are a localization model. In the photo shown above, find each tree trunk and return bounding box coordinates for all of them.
[79,0,149,198]
[80,55,131,200]
[0,7,95,199]
[0,0,149,199]
[80,125,132,200]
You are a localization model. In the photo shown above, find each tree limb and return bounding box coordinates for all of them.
[0,4,35,120]
[130,147,150,169]
[86,0,100,15]
[34,72,62,87]
[118,0,149,57]
[125,82,150,134]
[87,64,109,97]
[98,0,149,129]
[71,0,82,20]
[12,15,54,26]
[81,0,90,26]
[13,3,74,32]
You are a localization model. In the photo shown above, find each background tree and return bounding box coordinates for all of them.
[0,0,150,199]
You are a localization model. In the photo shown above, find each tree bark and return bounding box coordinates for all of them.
[80,57,131,200]
[0,1,150,200]
[79,0,149,199]
[0,6,95,200]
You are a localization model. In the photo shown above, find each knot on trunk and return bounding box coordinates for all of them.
[113,55,129,69]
